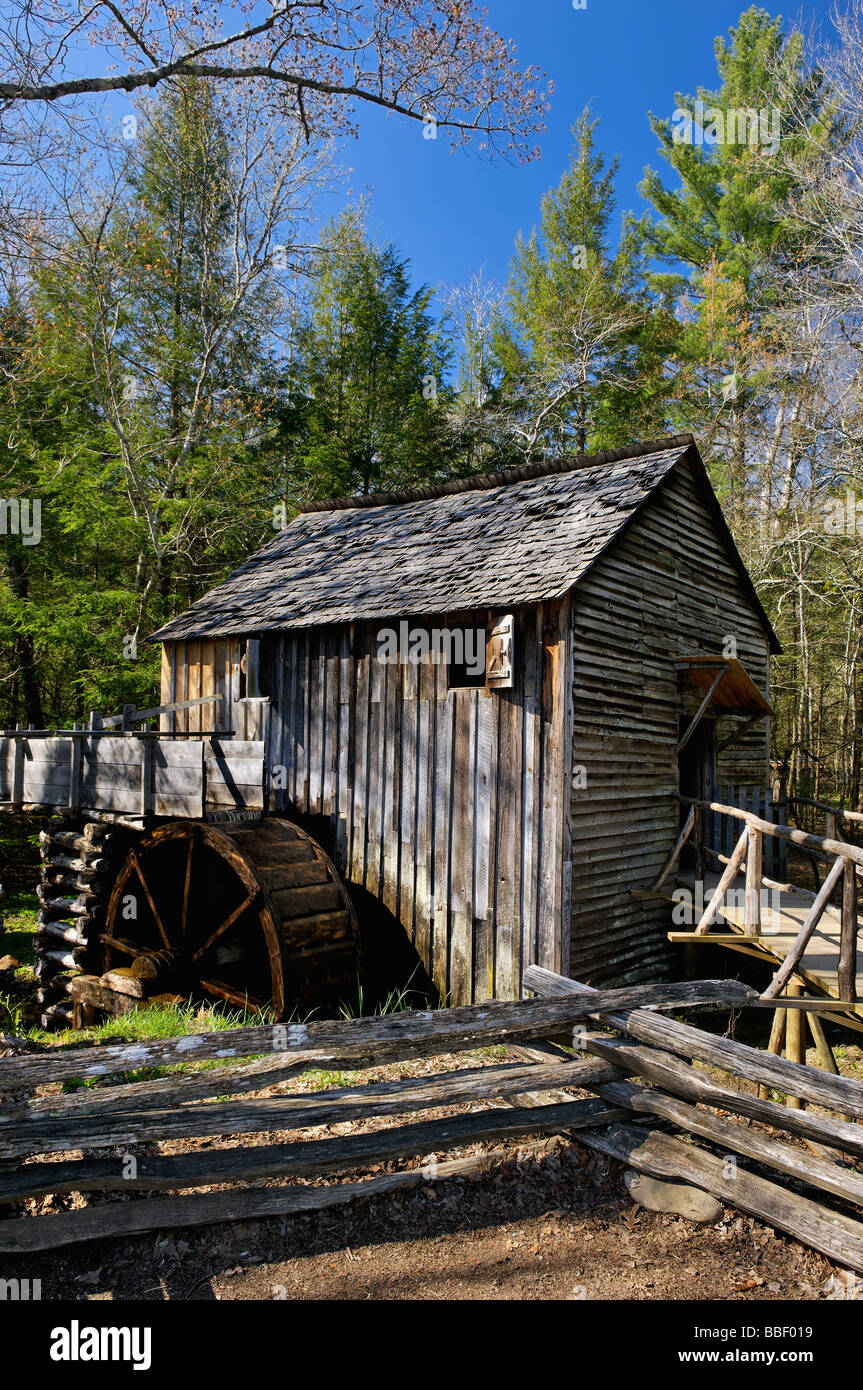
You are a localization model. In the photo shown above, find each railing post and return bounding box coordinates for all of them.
[745,825,762,936]
[694,805,705,885]
[839,855,858,1004]
[69,724,81,811]
[139,736,153,818]
[11,724,24,807]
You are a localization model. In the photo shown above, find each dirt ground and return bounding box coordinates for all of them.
[2,1046,856,1303]
[2,1139,842,1302]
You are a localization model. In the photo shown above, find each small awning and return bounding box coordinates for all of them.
[674,656,773,717]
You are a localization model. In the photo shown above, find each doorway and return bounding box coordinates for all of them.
[678,715,715,865]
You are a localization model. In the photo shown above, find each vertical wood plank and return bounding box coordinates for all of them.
[496,665,522,1000]
[336,627,353,873]
[284,633,299,807]
[522,607,541,981]
[432,663,453,1001]
[449,688,474,1005]
[557,596,573,977]
[366,642,385,897]
[175,643,187,734]
[322,628,338,823]
[308,633,324,814]
[382,652,401,918]
[159,646,172,731]
[414,653,434,977]
[186,642,201,734]
[539,601,564,974]
[351,642,371,887]
[300,633,311,811]
[400,656,419,945]
[473,686,497,1001]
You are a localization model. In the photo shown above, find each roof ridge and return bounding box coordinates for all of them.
[297,434,696,514]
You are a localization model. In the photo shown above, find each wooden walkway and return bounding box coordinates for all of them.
[667,869,863,1030]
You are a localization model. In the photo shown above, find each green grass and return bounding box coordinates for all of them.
[1,815,41,971]
[1,891,39,967]
[44,1000,272,1091]
[338,970,429,1020]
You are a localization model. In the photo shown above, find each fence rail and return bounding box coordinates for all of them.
[2,973,863,1271]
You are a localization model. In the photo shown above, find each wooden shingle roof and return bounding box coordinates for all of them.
[150,435,778,648]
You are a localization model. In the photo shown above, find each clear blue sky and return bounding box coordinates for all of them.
[328,0,834,299]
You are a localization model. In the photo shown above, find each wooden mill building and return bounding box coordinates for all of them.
[151,433,780,1005]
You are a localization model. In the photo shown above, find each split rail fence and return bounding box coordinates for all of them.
[2,973,863,1272]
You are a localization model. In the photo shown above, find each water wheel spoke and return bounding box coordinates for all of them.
[129,847,171,949]
[188,892,257,965]
[198,977,265,1012]
[181,835,194,939]
[100,933,154,959]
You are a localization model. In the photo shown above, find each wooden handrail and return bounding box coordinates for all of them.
[0,694,229,739]
[761,856,846,1000]
[789,795,863,826]
[678,794,863,871]
[100,694,225,728]
[676,794,859,1004]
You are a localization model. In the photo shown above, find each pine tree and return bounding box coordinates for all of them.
[639,6,831,512]
[501,111,672,458]
[286,213,454,498]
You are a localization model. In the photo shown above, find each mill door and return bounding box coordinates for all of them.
[678,715,715,866]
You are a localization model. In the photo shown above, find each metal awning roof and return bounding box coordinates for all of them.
[674,656,773,717]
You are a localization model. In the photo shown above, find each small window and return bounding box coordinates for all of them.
[239,638,264,699]
[445,616,515,690]
[448,625,488,689]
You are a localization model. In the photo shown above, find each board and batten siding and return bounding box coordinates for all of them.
[568,456,772,987]
[259,603,570,1006]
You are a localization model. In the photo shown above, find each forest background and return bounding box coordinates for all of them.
[3,1,863,806]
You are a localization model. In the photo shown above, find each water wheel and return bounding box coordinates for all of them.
[102,818,360,1018]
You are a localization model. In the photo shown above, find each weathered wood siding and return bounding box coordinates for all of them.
[160,640,265,739]
[568,457,772,986]
[261,603,570,1006]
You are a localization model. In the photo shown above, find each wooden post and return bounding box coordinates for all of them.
[11,724,24,807]
[139,737,153,818]
[69,724,81,811]
[807,1011,839,1076]
[694,805,705,886]
[839,856,858,1005]
[744,825,763,936]
[758,1006,787,1100]
[785,981,805,1110]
